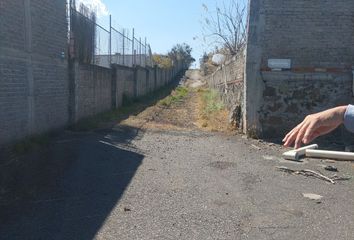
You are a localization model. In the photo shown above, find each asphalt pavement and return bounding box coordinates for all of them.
[1,124,354,239]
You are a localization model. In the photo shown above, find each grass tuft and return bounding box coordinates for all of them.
[202,89,225,115]
[158,86,189,107]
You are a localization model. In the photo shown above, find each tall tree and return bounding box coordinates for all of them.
[168,43,195,68]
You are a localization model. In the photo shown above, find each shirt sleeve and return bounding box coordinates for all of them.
[344,105,354,133]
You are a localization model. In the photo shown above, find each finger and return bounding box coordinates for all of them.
[295,122,310,149]
[284,121,306,147]
[303,122,316,144]
[283,123,302,143]
[284,127,301,147]
[283,128,296,142]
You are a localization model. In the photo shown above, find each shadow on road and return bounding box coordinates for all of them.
[0,126,144,240]
[0,72,189,239]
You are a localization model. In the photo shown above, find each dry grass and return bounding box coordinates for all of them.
[111,85,233,134]
[196,88,231,132]
[158,86,189,107]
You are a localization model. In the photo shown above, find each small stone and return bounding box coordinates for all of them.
[302,193,323,201]
[324,165,338,172]
[263,155,274,160]
[124,207,131,212]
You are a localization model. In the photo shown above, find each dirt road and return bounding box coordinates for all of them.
[1,70,354,240]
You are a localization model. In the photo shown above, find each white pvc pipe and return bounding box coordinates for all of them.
[306,149,354,161]
[282,144,318,161]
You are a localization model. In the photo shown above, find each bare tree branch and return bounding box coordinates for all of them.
[201,0,247,56]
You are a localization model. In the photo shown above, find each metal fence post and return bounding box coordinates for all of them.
[139,37,142,66]
[109,15,112,67]
[144,37,147,67]
[132,28,135,66]
[122,29,125,66]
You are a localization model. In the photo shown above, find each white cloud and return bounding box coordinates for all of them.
[77,0,109,18]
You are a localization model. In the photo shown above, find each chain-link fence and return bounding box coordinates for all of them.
[93,23,110,67]
[69,1,153,68]
[111,27,133,67]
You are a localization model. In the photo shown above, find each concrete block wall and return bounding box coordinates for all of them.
[114,65,134,106]
[74,64,112,121]
[155,68,161,89]
[245,0,354,137]
[70,62,183,123]
[0,0,69,145]
[118,66,135,100]
[146,67,155,93]
[135,67,148,97]
[0,0,185,145]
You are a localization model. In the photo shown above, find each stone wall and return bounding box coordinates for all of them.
[245,0,354,138]
[0,0,69,145]
[260,72,353,137]
[206,56,245,128]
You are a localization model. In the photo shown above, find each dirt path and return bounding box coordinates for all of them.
[120,86,200,131]
[121,69,230,133]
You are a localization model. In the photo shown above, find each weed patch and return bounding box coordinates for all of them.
[202,89,225,115]
[197,88,230,132]
[158,86,189,107]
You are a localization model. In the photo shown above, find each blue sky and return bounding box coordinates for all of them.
[78,0,246,68]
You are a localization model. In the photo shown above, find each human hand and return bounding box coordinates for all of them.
[282,106,348,149]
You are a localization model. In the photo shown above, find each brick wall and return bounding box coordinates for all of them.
[0,58,29,143]
[245,0,354,138]
[206,56,245,128]
[0,0,26,51]
[261,0,354,69]
[0,0,69,145]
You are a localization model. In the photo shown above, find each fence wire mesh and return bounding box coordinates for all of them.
[69,1,152,68]
[93,24,110,67]
[111,27,134,67]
